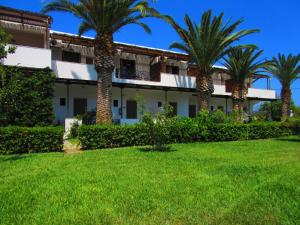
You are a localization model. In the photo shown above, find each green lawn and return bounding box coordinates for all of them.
[0,137,299,225]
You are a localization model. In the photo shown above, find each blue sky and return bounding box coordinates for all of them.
[1,0,300,105]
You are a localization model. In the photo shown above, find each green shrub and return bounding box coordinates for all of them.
[0,126,64,154]
[210,110,231,124]
[0,66,55,126]
[78,124,149,150]
[207,124,248,141]
[78,119,300,150]
[140,113,170,150]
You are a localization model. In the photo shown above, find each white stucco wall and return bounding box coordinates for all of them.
[3,45,52,69]
[53,84,259,124]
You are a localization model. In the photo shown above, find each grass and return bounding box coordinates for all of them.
[0,137,299,225]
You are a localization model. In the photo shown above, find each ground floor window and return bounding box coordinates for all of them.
[217,106,224,112]
[189,105,196,118]
[126,100,137,119]
[73,98,87,116]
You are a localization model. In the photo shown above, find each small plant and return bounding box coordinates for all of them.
[210,110,228,124]
[68,121,80,138]
[135,94,146,117]
[141,112,170,151]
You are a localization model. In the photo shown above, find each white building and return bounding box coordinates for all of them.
[0,6,277,124]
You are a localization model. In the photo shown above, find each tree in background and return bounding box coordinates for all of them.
[258,100,297,121]
[0,67,55,126]
[42,0,160,124]
[222,47,270,122]
[163,10,258,111]
[0,27,15,87]
[0,27,15,61]
[265,54,300,121]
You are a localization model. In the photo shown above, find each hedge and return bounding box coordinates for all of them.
[0,66,55,126]
[78,121,300,150]
[0,126,64,154]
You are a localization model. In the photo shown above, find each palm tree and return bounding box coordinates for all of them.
[222,47,271,121]
[42,0,159,124]
[163,10,259,111]
[265,54,300,121]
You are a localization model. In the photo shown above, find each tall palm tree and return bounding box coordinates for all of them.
[265,54,300,121]
[222,47,271,121]
[163,10,259,111]
[42,0,159,124]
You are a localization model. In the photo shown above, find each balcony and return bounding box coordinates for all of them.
[51,60,276,100]
[3,45,51,69]
[52,60,97,80]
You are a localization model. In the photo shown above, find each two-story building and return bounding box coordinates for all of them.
[1,6,276,124]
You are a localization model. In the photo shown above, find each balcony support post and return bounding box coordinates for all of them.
[66,83,70,117]
[248,99,251,114]
[120,87,123,119]
[225,97,228,114]
[164,88,168,106]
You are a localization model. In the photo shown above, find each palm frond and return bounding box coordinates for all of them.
[265,53,300,86]
[162,9,259,76]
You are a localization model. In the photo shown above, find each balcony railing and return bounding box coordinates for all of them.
[116,69,151,81]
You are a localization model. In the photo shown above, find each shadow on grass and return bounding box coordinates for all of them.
[276,137,300,142]
[139,145,176,153]
[0,154,31,162]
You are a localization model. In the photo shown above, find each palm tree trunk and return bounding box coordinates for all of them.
[231,83,246,122]
[196,74,214,111]
[94,33,114,124]
[231,84,241,111]
[281,86,291,121]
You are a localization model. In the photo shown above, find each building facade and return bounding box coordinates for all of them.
[0,6,276,124]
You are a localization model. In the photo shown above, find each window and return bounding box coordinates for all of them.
[86,57,94,65]
[158,101,162,107]
[73,98,87,116]
[120,59,136,79]
[210,106,214,111]
[169,102,177,116]
[60,98,66,106]
[217,106,224,112]
[62,51,81,63]
[166,65,179,75]
[189,105,196,118]
[126,100,137,119]
[113,100,119,107]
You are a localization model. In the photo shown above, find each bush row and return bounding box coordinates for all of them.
[78,119,300,150]
[0,126,64,154]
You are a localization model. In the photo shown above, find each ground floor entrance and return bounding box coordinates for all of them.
[53,83,259,124]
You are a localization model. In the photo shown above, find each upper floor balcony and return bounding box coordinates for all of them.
[3,45,52,69]
[52,59,276,100]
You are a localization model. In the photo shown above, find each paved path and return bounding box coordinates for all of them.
[63,140,82,154]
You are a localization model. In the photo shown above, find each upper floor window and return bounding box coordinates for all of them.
[62,51,81,63]
[86,57,94,65]
[166,65,179,75]
[120,59,136,79]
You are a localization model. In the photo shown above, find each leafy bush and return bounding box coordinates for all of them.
[140,112,170,151]
[210,110,233,124]
[78,118,300,150]
[0,66,55,126]
[258,100,298,121]
[0,126,64,154]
